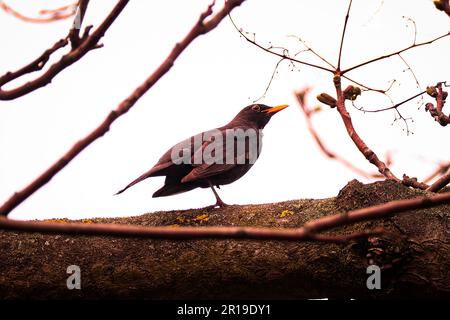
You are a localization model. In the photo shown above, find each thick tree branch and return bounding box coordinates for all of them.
[0,189,449,241]
[0,0,246,216]
[0,0,127,101]
[2,180,449,299]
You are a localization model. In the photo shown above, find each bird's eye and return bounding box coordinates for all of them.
[251,105,261,112]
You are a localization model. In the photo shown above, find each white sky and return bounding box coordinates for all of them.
[0,0,449,220]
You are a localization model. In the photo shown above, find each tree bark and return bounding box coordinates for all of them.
[0,179,449,299]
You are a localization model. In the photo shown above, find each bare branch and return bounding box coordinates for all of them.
[403,16,417,45]
[333,76,400,181]
[0,0,128,101]
[253,58,285,102]
[228,14,334,73]
[288,35,336,69]
[402,174,429,190]
[353,90,425,113]
[342,31,450,74]
[0,39,69,87]
[295,88,383,179]
[428,170,450,192]
[398,53,424,109]
[338,0,353,70]
[0,0,246,217]
[341,74,395,94]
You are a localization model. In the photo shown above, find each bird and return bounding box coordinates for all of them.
[115,103,289,208]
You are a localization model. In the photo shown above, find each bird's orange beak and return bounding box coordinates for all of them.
[264,104,289,114]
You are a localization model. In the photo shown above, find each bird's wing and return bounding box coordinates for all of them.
[182,133,252,183]
[181,163,236,183]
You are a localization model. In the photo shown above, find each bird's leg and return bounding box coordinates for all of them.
[205,182,228,209]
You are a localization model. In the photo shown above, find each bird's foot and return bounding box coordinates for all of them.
[204,200,229,210]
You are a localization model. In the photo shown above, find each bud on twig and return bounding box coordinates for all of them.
[425,102,434,111]
[343,85,361,101]
[317,93,337,108]
[426,86,438,98]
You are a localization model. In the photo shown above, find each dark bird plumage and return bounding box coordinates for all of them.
[115,103,289,208]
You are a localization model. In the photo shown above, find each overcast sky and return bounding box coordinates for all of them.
[0,0,449,220]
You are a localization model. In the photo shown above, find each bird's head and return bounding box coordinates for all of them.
[231,104,289,129]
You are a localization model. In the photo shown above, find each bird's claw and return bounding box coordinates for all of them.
[204,201,229,210]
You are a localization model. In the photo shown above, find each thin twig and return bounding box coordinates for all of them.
[341,74,394,94]
[354,90,425,113]
[253,57,285,102]
[287,35,336,69]
[338,0,353,70]
[228,14,334,73]
[342,32,450,74]
[398,53,423,108]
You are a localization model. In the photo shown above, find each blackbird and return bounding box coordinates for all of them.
[115,104,289,208]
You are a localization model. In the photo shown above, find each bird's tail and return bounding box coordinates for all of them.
[114,172,153,195]
[152,183,197,198]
